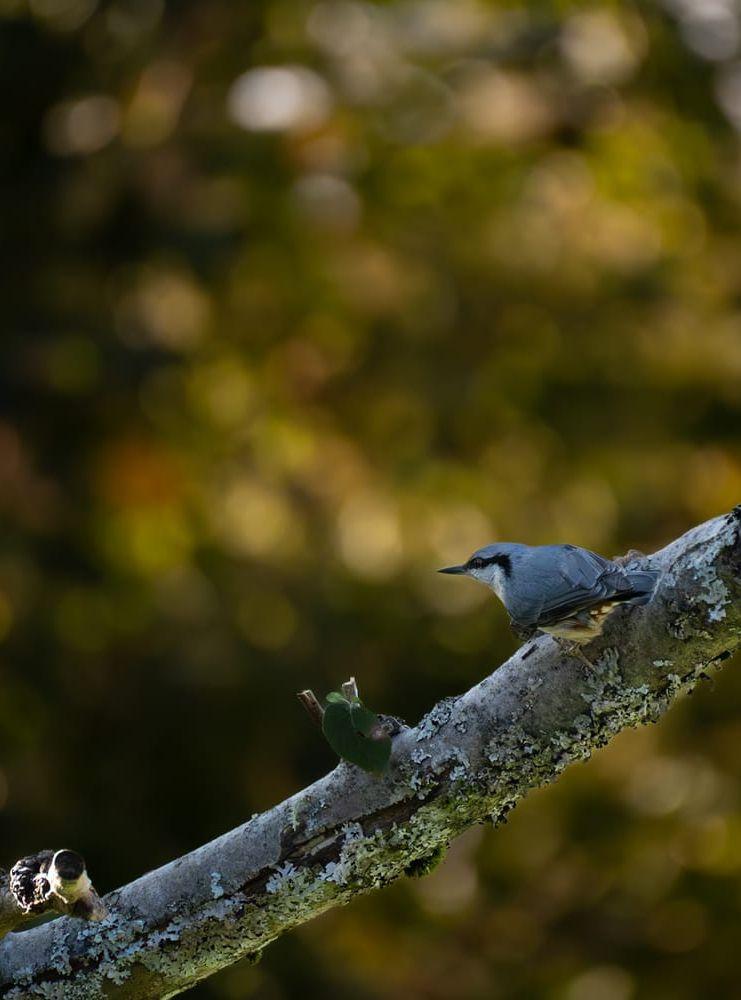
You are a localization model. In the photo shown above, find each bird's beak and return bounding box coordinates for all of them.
[438,564,467,575]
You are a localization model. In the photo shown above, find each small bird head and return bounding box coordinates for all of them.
[438,543,518,599]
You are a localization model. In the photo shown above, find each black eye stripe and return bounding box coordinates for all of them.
[468,554,512,576]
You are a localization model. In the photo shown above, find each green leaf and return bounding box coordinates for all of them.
[322,701,359,761]
[349,702,381,738]
[322,700,391,774]
[325,691,347,705]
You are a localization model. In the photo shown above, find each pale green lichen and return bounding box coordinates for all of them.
[415,698,455,742]
[341,822,364,842]
[265,863,298,894]
[209,872,224,900]
[445,747,471,783]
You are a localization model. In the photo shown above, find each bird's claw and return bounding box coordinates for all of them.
[556,638,594,670]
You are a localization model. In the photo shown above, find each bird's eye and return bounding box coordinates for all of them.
[469,557,485,570]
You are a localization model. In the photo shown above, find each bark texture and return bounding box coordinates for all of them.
[1,509,739,999]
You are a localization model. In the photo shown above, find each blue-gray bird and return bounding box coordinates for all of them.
[439,542,660,658]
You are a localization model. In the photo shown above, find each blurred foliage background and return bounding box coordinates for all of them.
[1,0,740,997]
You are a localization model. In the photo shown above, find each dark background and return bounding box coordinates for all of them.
[1,1,741,997]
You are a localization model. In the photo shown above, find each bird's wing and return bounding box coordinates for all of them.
[517,545,632,628]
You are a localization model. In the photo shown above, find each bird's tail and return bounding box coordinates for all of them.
[624,568,661,605]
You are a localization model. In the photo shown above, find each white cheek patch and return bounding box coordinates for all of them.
[473,565,505,599]
[49,868,92,903]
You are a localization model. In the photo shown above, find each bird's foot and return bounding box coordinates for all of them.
[612,548,646,567]
[557,639,594,670]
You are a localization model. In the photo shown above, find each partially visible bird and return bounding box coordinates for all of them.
[9,849,106,920]
[439,542,660,663]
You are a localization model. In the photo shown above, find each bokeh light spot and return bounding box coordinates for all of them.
[228,66,333,132]
[43,95,120,155]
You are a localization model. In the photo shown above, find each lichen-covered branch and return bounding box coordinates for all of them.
[0,851,106,940]
[1,510,739,999]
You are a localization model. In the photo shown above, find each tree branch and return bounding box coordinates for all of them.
[1,509,739,999]
[296,689,325,728]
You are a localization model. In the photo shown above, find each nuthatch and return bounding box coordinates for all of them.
[439,542,660,662]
